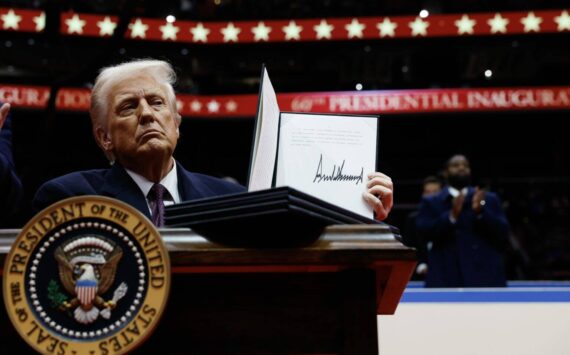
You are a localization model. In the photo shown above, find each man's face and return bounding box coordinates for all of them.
[446,155,471,178]
[98,75,180,167]
[445,155,472,189]
[423,182,442,197]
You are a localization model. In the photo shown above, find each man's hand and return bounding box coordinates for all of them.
[363,172,393,221]
[471,187,486,214]
[416,263,428,275]
[0,103,10,131]
[451,192,465,220]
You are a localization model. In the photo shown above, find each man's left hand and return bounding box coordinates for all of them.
[363,172,393,221]
[472,187,486,214]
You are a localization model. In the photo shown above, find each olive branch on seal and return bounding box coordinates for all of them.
[47,279,68,308]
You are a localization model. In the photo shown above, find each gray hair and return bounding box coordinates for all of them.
[90,59,180,130]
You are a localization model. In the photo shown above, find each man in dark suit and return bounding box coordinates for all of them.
[0,103,23,227]
[1,103,24,227]
[416,154,509,287]
[33,59,394,225]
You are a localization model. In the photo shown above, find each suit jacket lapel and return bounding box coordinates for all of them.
[176,161,198,201]
[100,164,151,219]
[441,186,453,206]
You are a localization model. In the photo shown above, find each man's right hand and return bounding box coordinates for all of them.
[0,103,10,131]
[451,192,465,220]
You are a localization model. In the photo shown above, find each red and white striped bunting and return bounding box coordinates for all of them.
[1,8,569,42]
[2,84,569,116]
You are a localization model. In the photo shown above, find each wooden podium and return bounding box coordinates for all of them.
[1,225,415,354]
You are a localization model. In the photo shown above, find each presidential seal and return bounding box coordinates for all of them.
[2,196,171,354]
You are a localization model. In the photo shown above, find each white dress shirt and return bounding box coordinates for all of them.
[447,186,468,198]
[125,160,181,215]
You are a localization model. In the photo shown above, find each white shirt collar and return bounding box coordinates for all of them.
[125,160,181,204]
[448,186,469,198]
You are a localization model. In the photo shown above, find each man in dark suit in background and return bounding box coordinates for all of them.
[33,59,394,225]
[0,103,24,227]
[416,154,509,287]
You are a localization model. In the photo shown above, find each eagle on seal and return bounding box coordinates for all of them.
[54,236,125,324]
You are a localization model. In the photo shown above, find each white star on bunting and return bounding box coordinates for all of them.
[33,12,45,32]
[221,22,241,42]
[207,100,220,113]
[313,19,333,40]
[520,12,542,33]
[65,14,86,34]
[1,9,22,30]
[176,100,184,111]
[487,13,509,34]
[160,22,179,40]
[455,14,476,35]
[252,21,271,41]
[409,17,429,36]
[226,100,238,112]
[554,10,570,31]
[190,23,210,42]
[345,18,365,38]
[190,100,202,112]
[283,20,302,40]
[129,19,148,39]
[376,17,397,37]
[97,16,117,36]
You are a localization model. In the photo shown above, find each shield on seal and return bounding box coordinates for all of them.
[75,278,98,306]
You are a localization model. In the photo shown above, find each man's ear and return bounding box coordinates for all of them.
[94,126,113,152]
[175,113,181,137]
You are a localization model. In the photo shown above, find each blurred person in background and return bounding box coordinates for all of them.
[416,154,509,287]
[0,102,24,227]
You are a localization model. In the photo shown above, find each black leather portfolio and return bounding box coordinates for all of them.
[164,186,380,247]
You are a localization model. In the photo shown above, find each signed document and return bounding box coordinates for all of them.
[247,67,379,219]
[275,112,378,218]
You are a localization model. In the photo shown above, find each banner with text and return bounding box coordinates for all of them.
[1,85,569,118]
